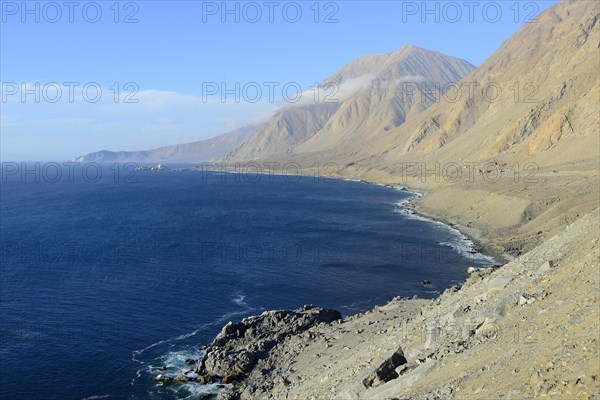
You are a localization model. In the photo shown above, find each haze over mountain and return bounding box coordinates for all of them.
[75,46,475,164]
[73,0,598,254]
[216,1,598,185]
[73,126,254,163]
[226,45,475,160]
[268,0,598,256]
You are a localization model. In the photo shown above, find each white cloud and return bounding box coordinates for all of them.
[335,74,377,101]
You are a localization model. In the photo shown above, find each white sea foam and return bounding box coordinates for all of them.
[131,300,256,393]
[166,382,230,400]
[232,293,248,307]
[161,348,203,370]
[393,193,496,265]
[147,347,231,399]
[131,305,254,364]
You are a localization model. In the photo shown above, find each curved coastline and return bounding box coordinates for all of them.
[338,177,504,264]
[150,169,506,398]
[181,167,599,399]
[179,165,503,264]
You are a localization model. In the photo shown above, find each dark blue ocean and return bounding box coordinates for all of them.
[0,164,494,399]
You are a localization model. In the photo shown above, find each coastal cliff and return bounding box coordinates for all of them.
[193,207,598,400]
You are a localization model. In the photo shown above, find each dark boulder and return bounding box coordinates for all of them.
[363,347,408,388]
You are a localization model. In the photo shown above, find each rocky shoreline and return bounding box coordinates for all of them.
[149,183,504,399]
[196,298,429,400]
[145,166,595,400]
[155,206,598,400]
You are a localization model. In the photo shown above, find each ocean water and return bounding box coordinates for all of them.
[0,165,494,399]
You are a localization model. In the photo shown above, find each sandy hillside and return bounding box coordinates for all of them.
[224,208,598,400]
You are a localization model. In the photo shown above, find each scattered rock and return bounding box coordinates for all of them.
[467,266,480,274]
[473,292,487,304]
[196,374,214,385]
[174,374,190,382]
[518,294,536,306]
[421,280,432,286]
[216,387,240,400]
[221,374,243,384]
[538,259,558,273]
[154,374,173,383]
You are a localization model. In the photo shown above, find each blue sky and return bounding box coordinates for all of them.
[1,0,557,161]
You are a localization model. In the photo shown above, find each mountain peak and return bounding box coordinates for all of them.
[326,45,474,85]
[394,44,420,53]
[227,45,476,161]
[393,44,443,58]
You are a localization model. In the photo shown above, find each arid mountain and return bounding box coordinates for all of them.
[73,126,255,163]
[270,0,599,256]
[226,45,475,161]
[296,45,476,153]
[318,0,598,166]
[74,47,475,164]
[367,0,600,165]
[224,103,339,161]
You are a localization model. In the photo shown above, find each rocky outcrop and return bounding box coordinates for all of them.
[195,305,341,385]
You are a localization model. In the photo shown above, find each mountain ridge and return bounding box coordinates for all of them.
[73,126,255,163]
[264,0,599,257]
[74,45,476,164]
[226,46,476,160]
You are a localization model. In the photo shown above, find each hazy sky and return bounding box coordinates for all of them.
[1,0,557,160]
